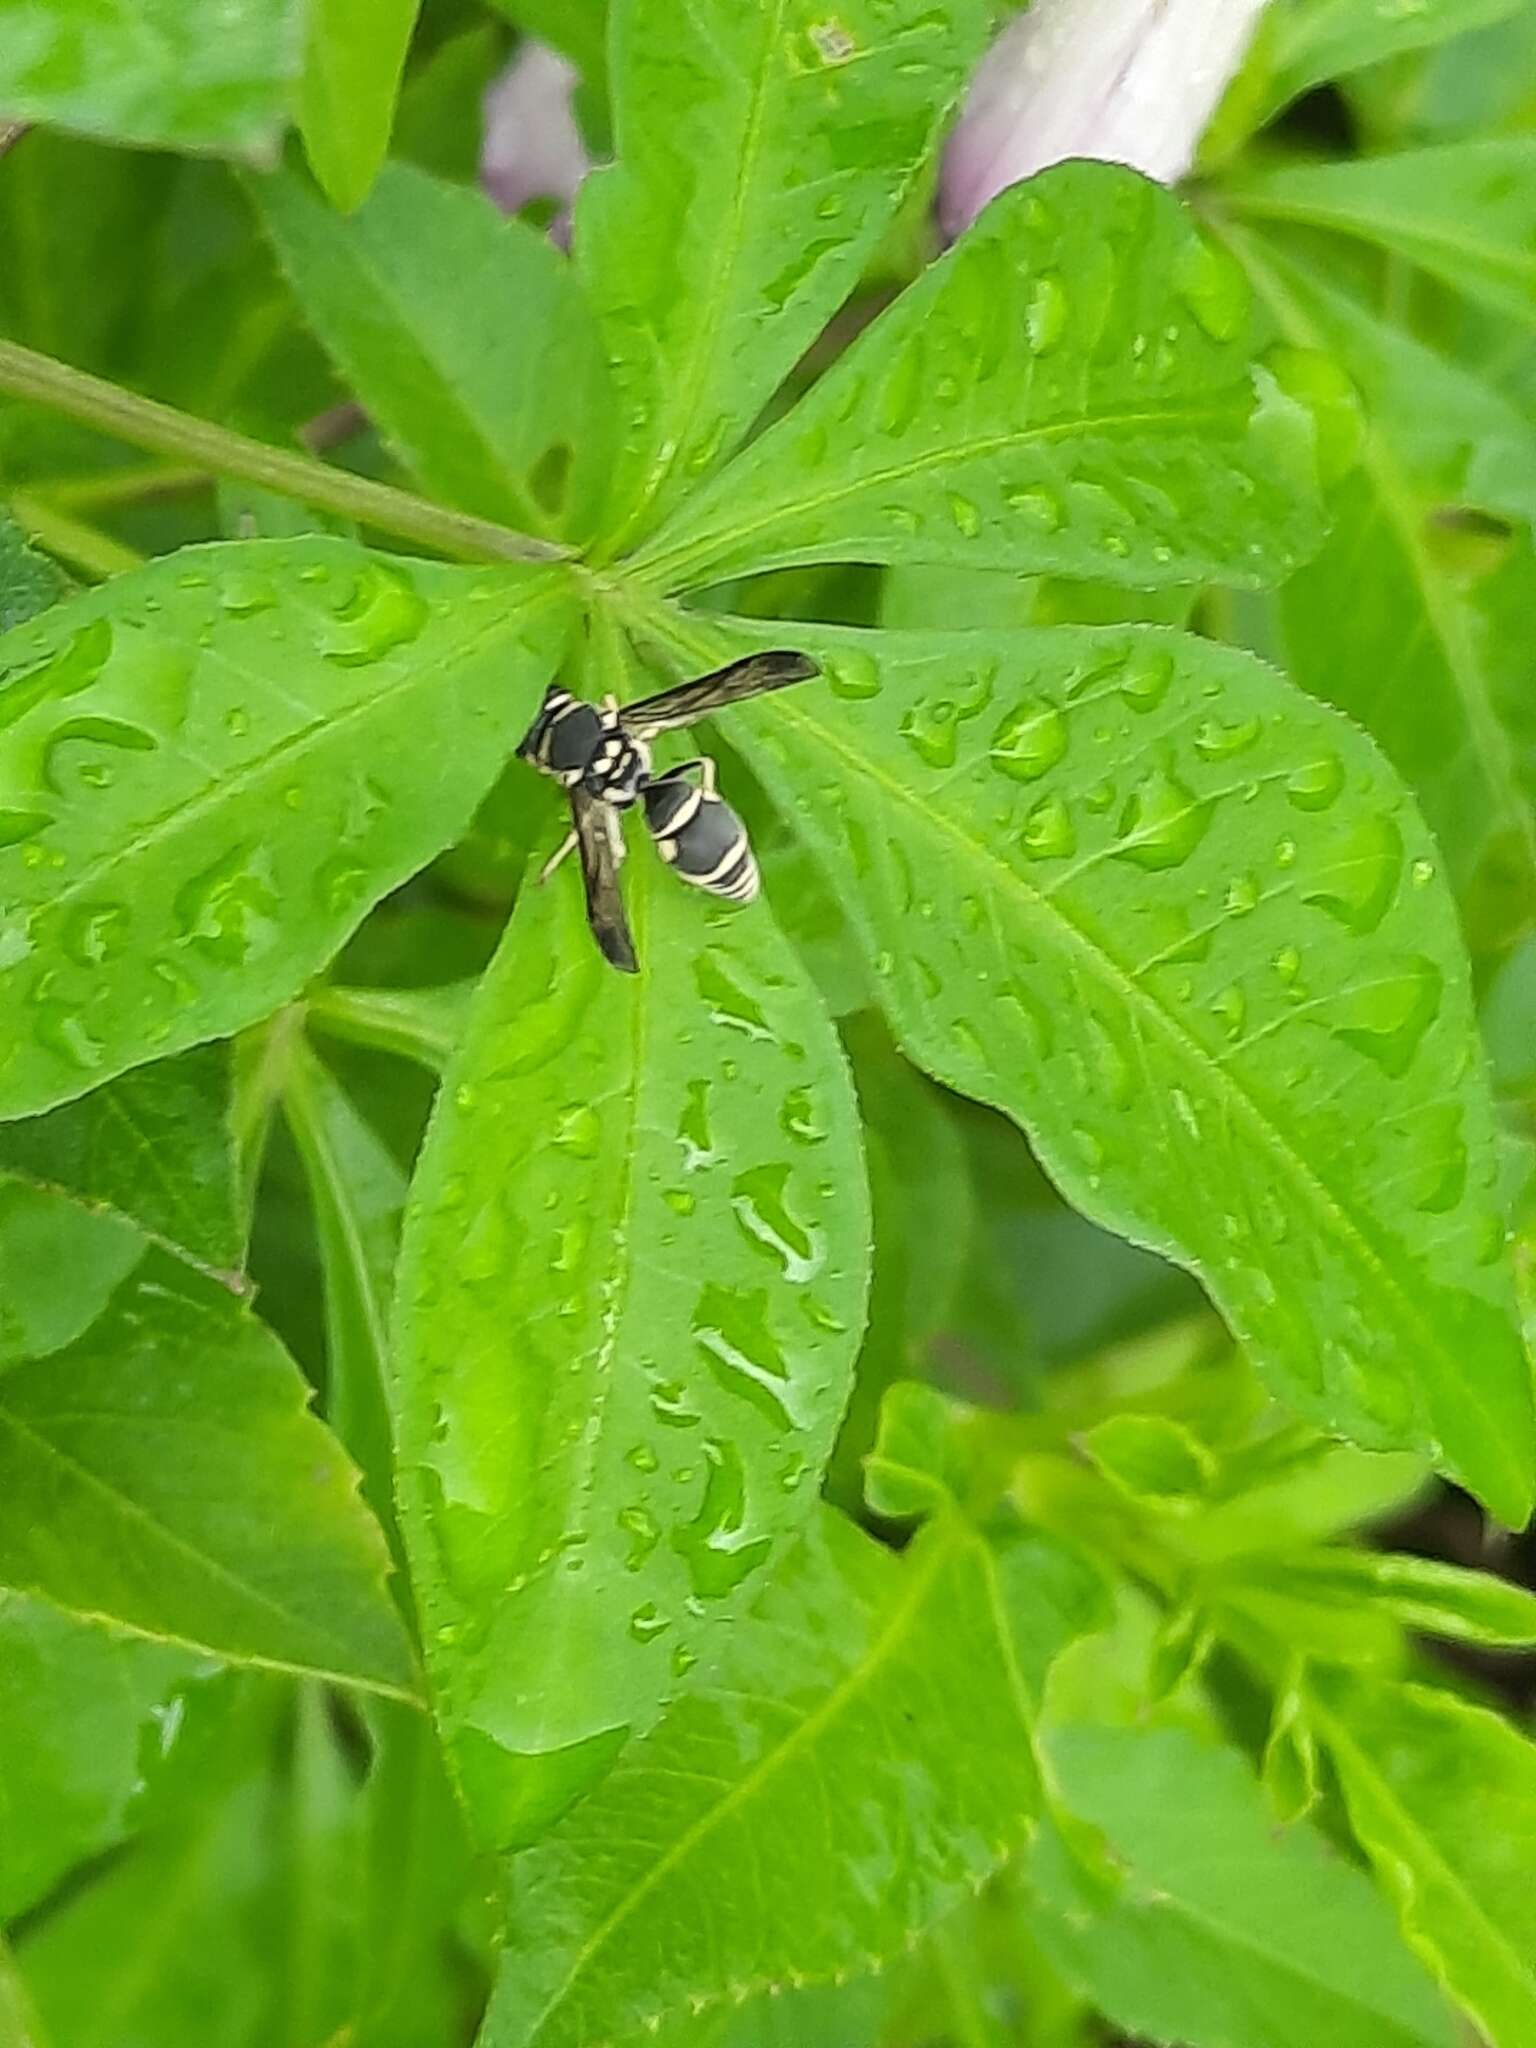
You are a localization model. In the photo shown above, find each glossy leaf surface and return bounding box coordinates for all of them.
[298,0,421,214]
[709,617,1535,1521]
[0,1249,416,1694]
[1314,1673,1536,2048]
[0,540,570,1121]
[1025,1722,1456,2048]
[0,0,302,156]
[393,853,868,1846]
[256,163,616,540]
[480,1509,1046,2048]
[0,1590,205,1920]
[1229,142,1536,325]
[0,1045,241,1276]
[580,0,990,552]
[629,165,1323,594]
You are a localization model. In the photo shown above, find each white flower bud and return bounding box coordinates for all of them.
[939,0,1270,239]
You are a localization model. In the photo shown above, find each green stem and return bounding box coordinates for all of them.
[39,462,210,509]
[306,984,465,1073]
[9,490,145,580]
[0,339,572,567]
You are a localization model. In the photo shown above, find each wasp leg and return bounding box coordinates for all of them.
[660,755,718,795]
[538,829,579,883]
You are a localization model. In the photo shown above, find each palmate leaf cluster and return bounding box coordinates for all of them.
[2,2,1536,2045]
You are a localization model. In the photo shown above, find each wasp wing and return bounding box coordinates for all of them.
[571,788,638,973]
[618,650,819,740]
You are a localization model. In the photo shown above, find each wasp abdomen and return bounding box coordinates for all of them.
[643,773,759,905]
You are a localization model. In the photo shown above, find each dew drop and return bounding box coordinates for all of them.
[991,698,1068,783]
[1210,984,1246,1040]
[1119,652,1174,714]
[825,651,881,700]
[1004,483,1064,532]
[1193,713,1261,758]
[1025,271,1069,354]
[61,900,130,966]
[618,1504,661,1571]
[1285,753,1345,812]
[947,492,981,539]
[1304,813,1402,936]
[1174,232,1250,342]
[1020,794,1076,861]
[730,1163,822,1282]
[1114,768,1212,871]
[780,1085,827,1143]
[552,1102,601,1158]
[899,698,959,768]
[1330,956,1442,1076]
[1225,872,1261,917]
[628,1602,669,1643]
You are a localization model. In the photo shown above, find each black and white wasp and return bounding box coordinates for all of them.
[516,650,819,972]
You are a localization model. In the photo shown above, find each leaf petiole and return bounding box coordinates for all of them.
[0,339,573,568]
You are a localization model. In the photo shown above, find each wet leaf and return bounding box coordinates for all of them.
[1312,1671,1536,2048]
[392,852,869,1847]
[0,1248,417,1696]
[700,615,1536,1523]
[579,0,990,551]
[478,1508,1045,2048]
[255,162,617,540]
[0,539,570,1122]
[628,164,1323,595]
[1023,1722,1457,2048]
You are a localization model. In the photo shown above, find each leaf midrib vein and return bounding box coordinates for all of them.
[765,691,1514,1474]
[35,575,556,920]
[632,399,1248,588]
[522,1520,971,2040]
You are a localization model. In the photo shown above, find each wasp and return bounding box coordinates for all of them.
[516,650,819,972]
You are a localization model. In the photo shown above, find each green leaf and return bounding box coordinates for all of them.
[0,503,66,631]
[579,0,990,552]
[1227,141,1536,327]
[0,1046,242,1276]
[0,1590,206,1920]
[282,1041,405,1534]
[298,0,421,214]
[0,1938,45,2048]
[1083,1412,1215,1508]
[626,165,1323,595]
[0,539,571,1122]
[0,1247,417,1696]
[1246,0,1524,127]
[0,0,303,157]
[254,162,616,540]
[486,0,608,84]
[13,1683,285,2048]
[1023,1722,1457,2048]
[1235,1547,1536,1648]
[1312,1671,1536,2048]
[691,614,1536,1523]
[392,853,869,1847]
[0,1179,141,1365]
[478,1508,1041,2048]
[1230,228,1536,946]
